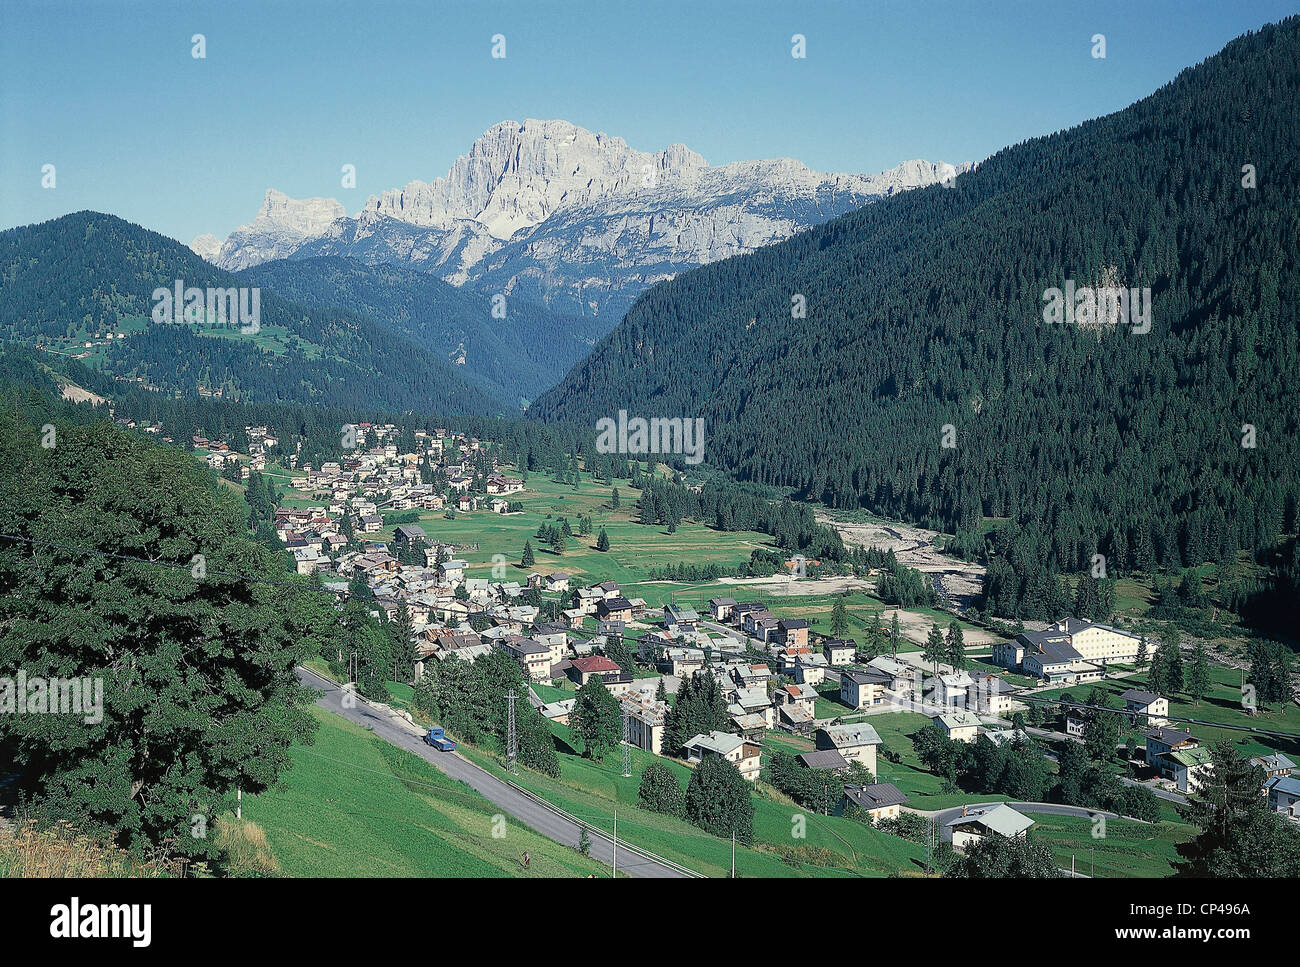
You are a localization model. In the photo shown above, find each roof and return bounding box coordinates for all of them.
[1253,753,1296,772]
[709,597,737,607]
[1146,727,1195,746]
[778,618,809,630]
[842,668,890,686]
[571,655,621,674]
[818,723,882,748]
[1169,747,1215,769]
[936,710,982,730]
[1121,689,1162,706]
[1266,774,1300,795]
[686,731,746,757]
[945,803,1035,837]
[844,782,908,810]
[797,749,850,771]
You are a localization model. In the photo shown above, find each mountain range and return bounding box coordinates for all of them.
[195,119,971,319]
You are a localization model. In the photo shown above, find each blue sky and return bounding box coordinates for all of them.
[2,0,1296,243]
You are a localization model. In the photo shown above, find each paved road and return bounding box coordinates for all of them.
[295,667,691,878]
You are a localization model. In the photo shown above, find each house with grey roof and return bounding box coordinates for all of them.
[843,782,909,823]
[815,723,881,774]
[945,803,1035,850]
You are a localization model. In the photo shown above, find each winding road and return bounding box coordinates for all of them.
[295,666,693,878]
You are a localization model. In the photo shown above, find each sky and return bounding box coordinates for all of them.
[2,0,1296,244]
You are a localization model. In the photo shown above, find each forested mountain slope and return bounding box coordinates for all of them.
[0,213,496,415]
[534,19,1300,591]
[239,256,601,407]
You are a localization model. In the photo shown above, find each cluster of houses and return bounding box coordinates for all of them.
[1141,722,1298,812]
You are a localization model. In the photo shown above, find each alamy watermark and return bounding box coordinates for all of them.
[151,280,261,334]
[595,410,705,465]
[1,672,103,724]
[1042,281,1151,334]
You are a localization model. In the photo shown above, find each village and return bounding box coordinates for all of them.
[180,421,1299,872]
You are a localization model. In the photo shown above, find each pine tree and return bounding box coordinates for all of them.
[830,595,848,637]
[521,540,534,567]
[923,623,947,676]
[596,527,610,552]
[1188,641,1211,705]
[890,612,901,656]
[611,487,620,510]
[945,621,967,670]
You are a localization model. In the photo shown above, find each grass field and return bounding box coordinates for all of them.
[243,707,608,877]
[1032,813,1190,878]
[364,471,775,589]
[455,721,930,878]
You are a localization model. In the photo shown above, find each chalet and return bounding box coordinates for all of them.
[597,597,634,623]
[937,671,975,706]
[437,559,467,586]
[840,668,891,710]
[867,656,916,697]
[360,514,383,534]
[966,674,1019,717]
[392,524,427,550]
[568,655,631,692]
[623,695,670,754]
[1266,775,1300,814]
[934,709,982,743]
[490,498,510,514]
[1065,711,1088,737]
[683,731,762,783]
[730,601,764,627]
[822,638,856,666]
[664,604,700,631]
[597,581,621,600]
[945,804,1034,850]
[1121,689,1169,726]
[1145,727,1200,779]
[843,782,908,824]
[709,597,737,622]
[455,494,476,512]
[540,699,576,725]
[794,658,828,686]
[573,587,603,615]
[775,683,818,718]
[729,712,767,741]
[1252,753,1295,780]
[815,723,881,774]
[776,618,809,648]
[727,685,775,728]
[544,572,571,593]
[1169,745,1214,794]
[497,636,553,683]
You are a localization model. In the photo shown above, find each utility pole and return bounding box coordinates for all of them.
[612,809,617,878]
[731,830,735,879]
[1071,854,1076,878]
[506,690,518,774]
[621,703,631,778]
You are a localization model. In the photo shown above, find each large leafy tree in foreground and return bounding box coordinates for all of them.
[0,416,330,862]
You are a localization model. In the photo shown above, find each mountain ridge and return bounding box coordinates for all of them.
[195,119,971,317]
